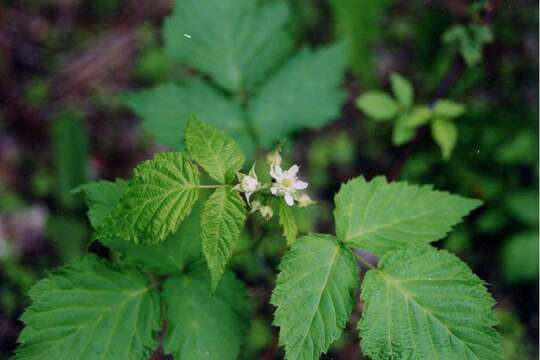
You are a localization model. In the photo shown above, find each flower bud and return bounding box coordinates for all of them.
[296,193,316,208]
[266,147,282,168]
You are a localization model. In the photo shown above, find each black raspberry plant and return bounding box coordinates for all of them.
[12,117,503,360]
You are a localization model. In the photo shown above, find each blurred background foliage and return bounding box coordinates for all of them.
[0,0,537,359]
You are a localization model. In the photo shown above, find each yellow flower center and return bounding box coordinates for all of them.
[281,179,293,188]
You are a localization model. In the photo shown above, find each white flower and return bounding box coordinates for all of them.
[270,164,308,206]
[234,165,260,204]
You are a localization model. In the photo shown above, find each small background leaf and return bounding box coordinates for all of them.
[390,73,413,108]
[432,117,458,160]
[356,91,398,121]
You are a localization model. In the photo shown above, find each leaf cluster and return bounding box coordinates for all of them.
[356,73,466,159]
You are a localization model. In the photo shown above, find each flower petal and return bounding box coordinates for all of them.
[271,186,279,195]
[270,165,283,180]
[286,165,299,177]
[284,192,294,206]
[293,180,308,190]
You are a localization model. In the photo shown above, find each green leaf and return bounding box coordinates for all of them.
[392,115,416,146]
[98,152,200,244]
[162,266,250,360]
[501,232,539,284]
[74,179,128,228]
[359,245,502,360]
[13,255,161,360]
[433,99,465,118]
[201,187,247,289]
[164,0,293,92]
[356,91,398,121]
[432,117,458,160]
[249,41,348,147]
[51,109,89,208]
[271,234,359,360]
[406,106,432,128]
[122,80,254,153]
[278,200,298,246]
[104,201,204,275]
[390,73,413,108]
[79,179,203,274]
[334,176,481,255]
[185,116,245,183]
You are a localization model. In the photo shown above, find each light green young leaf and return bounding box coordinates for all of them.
[392,115,416,146]
[164,0,293,92]
[122,80,254,153]
[432,117,458,160]
[356,91,398,121]
[97,152,199,244]
[249,41,348,147]
[359,245,502,360]
[13,255,161,360]
[278,200,298,246]
[271,234,359,360]
[163,266,249,360]
[185,116,245,183]
[390,73,413,108]
[433,99,465,118]
[501,232,539,284]
[334,176,481,255]
[74,179,128,228]
[406,105,432,128]
[79,179,203,274]
[201,187,247,289]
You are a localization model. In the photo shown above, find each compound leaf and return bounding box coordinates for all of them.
[164,0,293,92]
[185,116,245,183]
[162,266,250,360]
[359,245,502,360]
[334,176,481,255]
[249,42,348,147]
[122,80,254,153]
[98,152,199,244]
[271,234,359,360]
[278,200,298,246]
[13,255,161,360]
[201,187,247,290]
